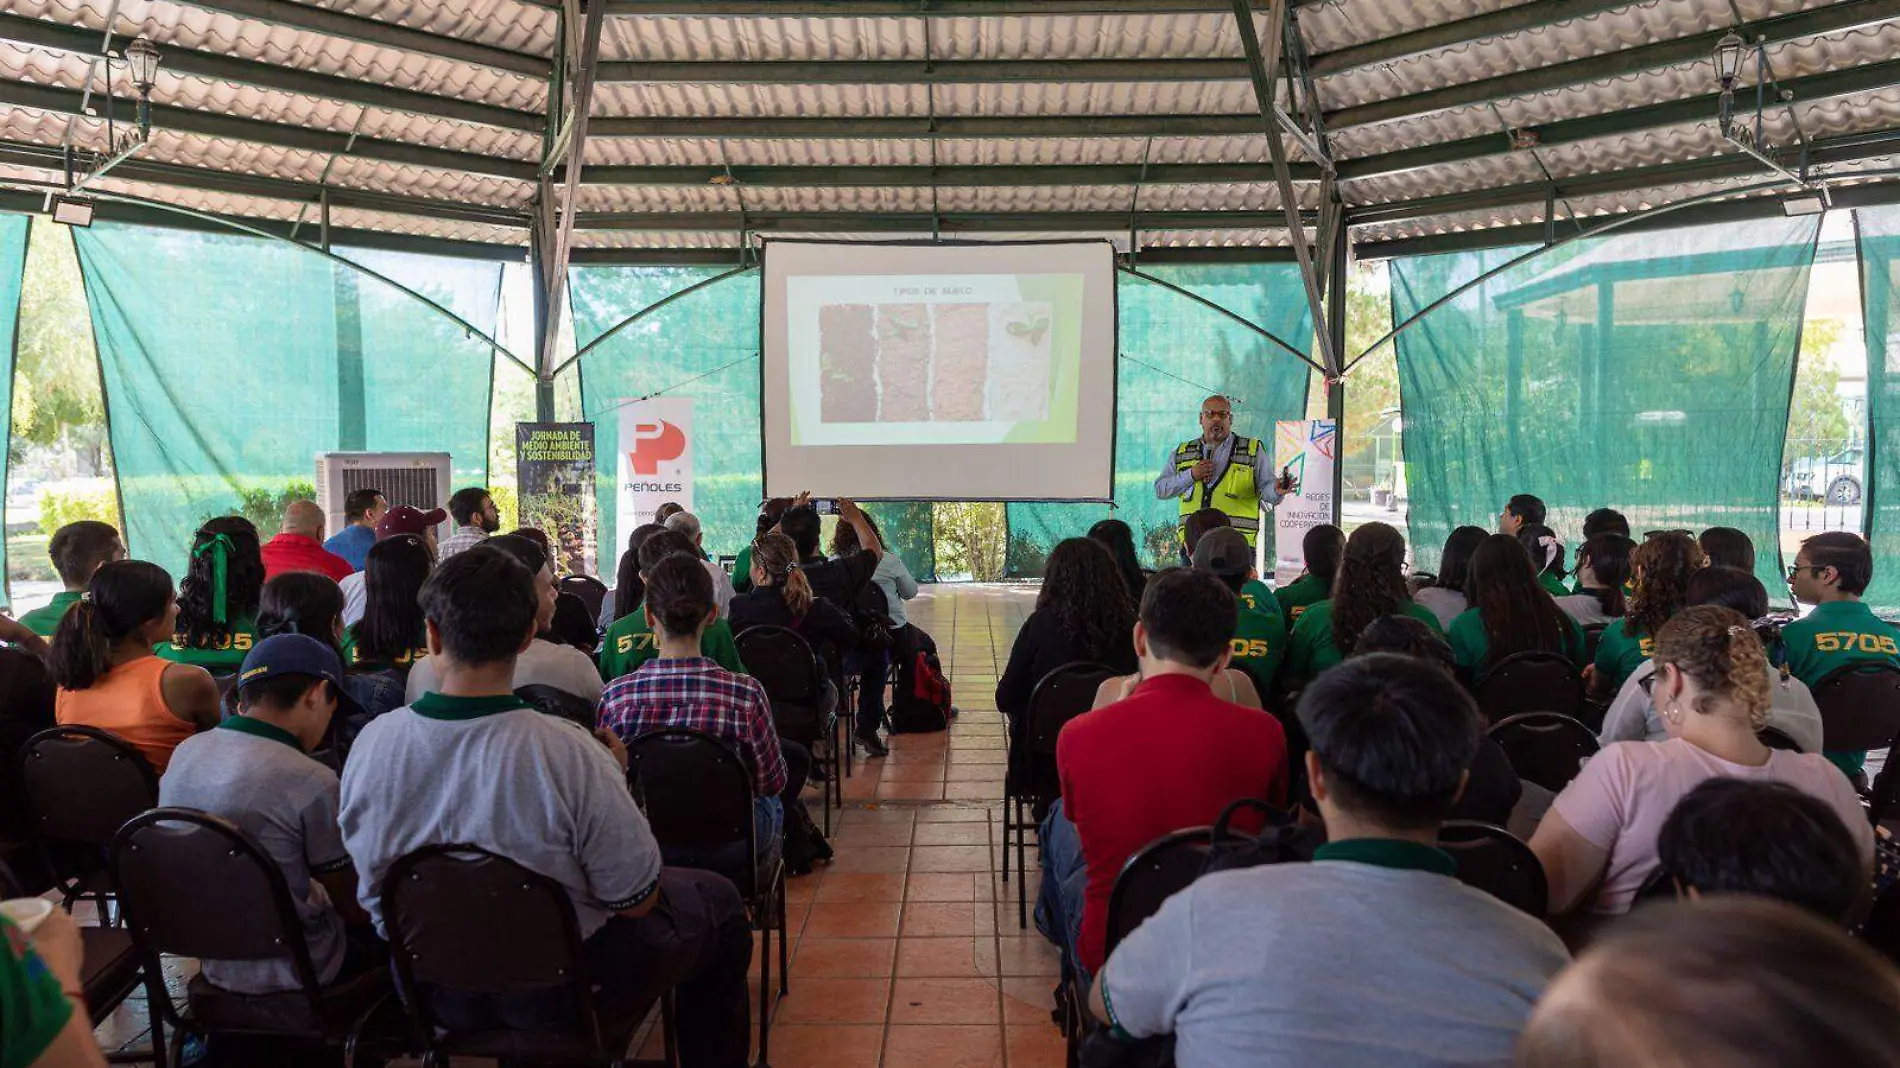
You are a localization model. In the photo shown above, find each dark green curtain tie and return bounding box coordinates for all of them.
[193,532,234,624]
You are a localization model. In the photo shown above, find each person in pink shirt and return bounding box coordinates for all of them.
[1531,605,1873,920]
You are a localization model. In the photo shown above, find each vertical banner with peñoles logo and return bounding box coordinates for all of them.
[616,397,694,548]
[516,422,598,577]
[1272,419,1338,583]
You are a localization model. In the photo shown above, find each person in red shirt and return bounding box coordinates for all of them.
[1037,566,1289,980]
[260,500,355,583]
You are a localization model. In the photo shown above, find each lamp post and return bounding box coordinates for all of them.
[1714,31,1744,138]
[123,36,160,142]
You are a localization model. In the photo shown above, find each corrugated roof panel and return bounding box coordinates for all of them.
[303,0,556,56]
[571,229,745,249]
[590,79,1261,119]
[584,137,935,167]
[746,185,938,211]
[321,155,534,206]
[574,183,741,212]
[592,82,926,118]
[1296,0,1508,55]
[578,134,1279,169]
[1138,181,1306,211]
[599,12,1240,63]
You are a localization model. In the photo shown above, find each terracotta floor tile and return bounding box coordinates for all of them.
[803,901,903,938]
[944,763,1008,782]
[896,936,997,978]
[878,763,950,783]
[884,1025,1005,1068]
[912,822,991,846]
[917,804,996,823]
[911,845,995,873]
[1000,977,1059,1024]
[825,845,914,874]
[842,777,882,800]
[775,978,892,1025]
[815,873,908,903]
[832,824,916,848]
[944,781,1005,801]
[995,935,1064,977]
[767,1024,885,1068]
[1006,1023,1071,1068]
[946,751,1008,765]
[901,901,981,937]
[840,806,918,825]
[889,978,1004,1025]
[790,938,898,978]
[785,874,821,903]
[905,872,985,902]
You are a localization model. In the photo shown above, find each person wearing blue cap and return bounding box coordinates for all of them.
[160,634,379,997]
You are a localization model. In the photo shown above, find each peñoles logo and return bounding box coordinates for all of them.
[625,419,686,475]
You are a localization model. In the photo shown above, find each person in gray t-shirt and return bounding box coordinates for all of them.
[1092,654,1569,1068]
[160,634,374,995]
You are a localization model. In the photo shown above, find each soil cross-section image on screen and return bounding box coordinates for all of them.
[762,240,1117,501]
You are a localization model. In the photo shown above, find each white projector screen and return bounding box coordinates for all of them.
[761,239,1117,501]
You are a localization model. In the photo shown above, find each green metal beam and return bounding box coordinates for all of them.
[604,1,1231,14]
[0,11,542,132]
[591,57,1247,83]
[1327,0,1900,131]
[169,0,551,77]
[582,160,1318,184]
[585,112,1268,138]
[574,209,1317,230]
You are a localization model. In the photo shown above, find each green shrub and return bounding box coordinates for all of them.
[38,486,121,537]
[216,480,316,533]
[6,534,52,582]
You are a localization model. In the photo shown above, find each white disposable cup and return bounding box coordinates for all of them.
[0,897,54,935]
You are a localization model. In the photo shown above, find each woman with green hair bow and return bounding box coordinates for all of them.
[155,516,266,673]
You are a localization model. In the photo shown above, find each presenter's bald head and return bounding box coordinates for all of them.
[1200,395,1233,443]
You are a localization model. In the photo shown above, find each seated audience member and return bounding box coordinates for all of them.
[1531,606,1872,921]
[730,498,793,597]
[160,634,378,995]
[404,537,602,705]
[1782,531,1900,780]
[1040,567,1288,982]
[1414,525,1484,630]
[1601,567,1821,753]
[1581,507,1631,542]
[344,535,433,674]
[1274,523,1344,626]
[1556,533,1634,627]
[780,498,883,610]
[1516,522,1572,599]
[655,501,685,526]
[1192,526,1287,692]
[664,511,736,619]
[1592,530,1705,694]
[728,532,857,723]
[322,487,385,572]
[156,517,266,674]
[22,520,124,637]
[1699,526,1757,573]
[1655,778,1866,924]
[256,572,404,733]
[1516,898,1900,1068]
[832,511,920,633]
[339,549,752,1066]
[598,554,804,875]
[260,501,355,583]
[436,487,499,560]
[603,522,667,629]
[339,505,443,627]
[53,561,220,773]
[1,902,111,1068]
[509,527,599,654]
[1448,534,1585,677]
[1185,509,1274,614]
[601,531,746,681]
[1088,518,1150,606]
[831,511,917,754]
[997,538,1138,747]
[1353,615,1521,827]
[1499,493,1546,535]
[0,639,56,844]
[1090,654,1567,1067]
[1281,522,1440,690]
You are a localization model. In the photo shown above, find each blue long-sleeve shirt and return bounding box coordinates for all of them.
[1153,433,1285,507]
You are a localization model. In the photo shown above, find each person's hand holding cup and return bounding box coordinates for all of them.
[1,899,83,994]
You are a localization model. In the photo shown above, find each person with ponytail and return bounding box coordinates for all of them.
[600,529,746,681]
[53,560,221,773]
[1592,531,1705,695]
[1279,522,1440,690]
[1514,522,1571,598]
[1556,533,1634,627]
[257,571,405,734]
[1447,534,1584,677]
[1531,605,1872,919]
[156,516,265,673]
[729,531,858,678]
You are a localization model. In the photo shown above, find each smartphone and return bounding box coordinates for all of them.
[812,498,840,516]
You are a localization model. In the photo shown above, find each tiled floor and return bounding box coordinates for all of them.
[88,583,1061,1067]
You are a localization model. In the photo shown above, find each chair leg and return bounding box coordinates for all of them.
[1017,798,1030,930]
[662,990,679,1068]
[778,875,791,997]
[1000,799,1011,885]
[757,894,771,1068]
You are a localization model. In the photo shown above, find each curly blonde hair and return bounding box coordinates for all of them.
[1653,605,1772,727]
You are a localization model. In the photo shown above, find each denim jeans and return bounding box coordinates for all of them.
[1034,798,1090,985]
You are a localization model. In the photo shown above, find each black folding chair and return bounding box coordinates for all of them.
[19,725,159,918]
[0,857,142,1059]
[381,844,674,1067]
[1759,724,1805,751]
[1812,662,1900,823]
[1437,820,1549,917]
[1471,651,1586,724]
[1581,624,1608,666]
[628,728,787,1065]
[1487,712,1601,793]
[1860,877,1900,967]
[1003,661,1117,929]
[110,809,400,1068]
[736,625,844,833]
[515,683,600,732]
[559,574,611,625]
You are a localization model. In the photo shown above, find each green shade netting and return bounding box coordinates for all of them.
[1004,264,1315,575]
[1857,207,1900,608]
[0,214,29,604]
[74,224,502,577]
[1390,217,1819,598]
[566,265,939,581]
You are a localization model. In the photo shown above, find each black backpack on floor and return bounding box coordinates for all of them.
[888,624,952,734]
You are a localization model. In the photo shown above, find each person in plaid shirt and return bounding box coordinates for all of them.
[600,552,815,877]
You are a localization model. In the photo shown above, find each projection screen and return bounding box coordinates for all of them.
[761,239,1118,501]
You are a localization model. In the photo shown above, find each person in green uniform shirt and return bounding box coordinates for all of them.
[601,529,746,680]
[341,534,433,673]
[1448,534,1586,677]
[1192,527,1288,691]
[1274,524,1344,627]
[1783,531,1900,779]
[155,517,265,674]
[1280,522,1441,690]
[1183,509,1276,614]
[1591,531,1705,696]
[0,903,108,1068]
[1516,523,1572,599]
[19,522,123,639]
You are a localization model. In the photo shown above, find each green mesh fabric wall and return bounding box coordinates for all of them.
[73,224,502,577]
[1004,264,1315,575]
[1858,207,1900,608]
[1391,218,1819,596]
[0,214,30,605]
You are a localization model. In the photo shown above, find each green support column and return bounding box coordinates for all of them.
[334,261,366,450]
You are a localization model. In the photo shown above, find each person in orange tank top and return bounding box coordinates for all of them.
[51,560,222,774]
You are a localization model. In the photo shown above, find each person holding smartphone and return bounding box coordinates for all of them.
[1153,395,1296,554]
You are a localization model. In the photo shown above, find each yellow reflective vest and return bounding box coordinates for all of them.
[1173,435,1263,545]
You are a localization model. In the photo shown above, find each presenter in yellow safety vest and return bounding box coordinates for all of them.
[1154,394,1294,548]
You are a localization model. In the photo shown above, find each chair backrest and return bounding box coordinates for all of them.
[1437,820,1548,916]
[1811,662,1900,752]
[1486,711,1600,792]
[735,625,826,705]
[514,684,598,732]
[1581,624,1608,666]
[1759,724,1804,752]
[1026,661,1118,756]
[382,844,597,1040]
[111,808,325,993]
[1105,827,1219,957]
[1472,650,1585,722]
[627,728,757,892]
[558,575,609,623]
[20,726,159,847]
